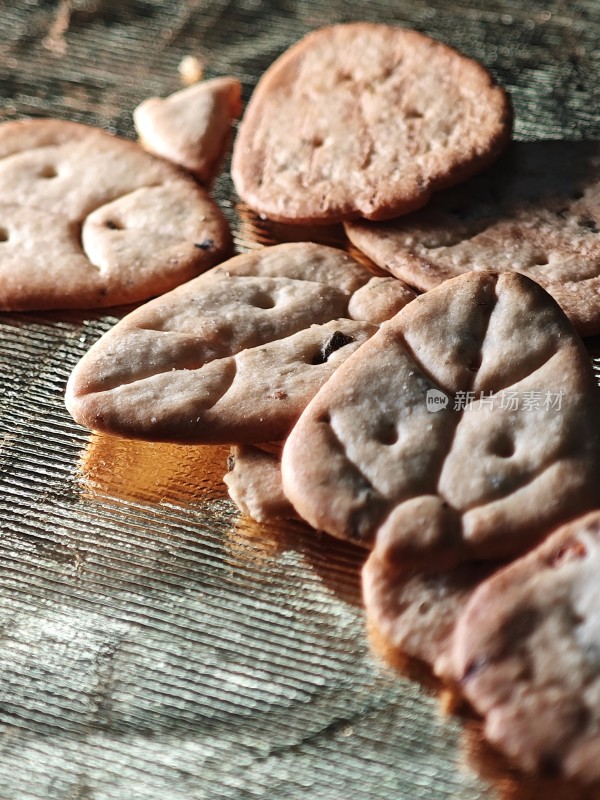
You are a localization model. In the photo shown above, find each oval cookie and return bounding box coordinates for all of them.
[281,271,600,557]
[346,141,600,335]
[232,23,511,224]
[65,243,415,443]
[0,119,231,311]
[444,511,600,782]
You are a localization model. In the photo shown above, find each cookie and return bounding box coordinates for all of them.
[232,23,511,225]
[224,444,296,523]
[363,524,498,669]
[134,77,242,183]
[346,141,600,335]
[281,271,600,556]
[65,243,415,443]
[0,119,232,311]
[444,511,600,781]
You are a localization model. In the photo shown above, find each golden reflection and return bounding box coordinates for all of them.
[223,512,364,605]
[78,432,230,505]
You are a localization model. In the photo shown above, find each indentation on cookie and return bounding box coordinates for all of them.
[489,431,515,459]
[311,330,355,365]
[105,220,122,231]
[376,422,399,446]
[0,227,9,242]
[405,108,424,120]
[249,291,276,309]
[547,537,587,569]
[579,217,599,233]
[39,165,58,179]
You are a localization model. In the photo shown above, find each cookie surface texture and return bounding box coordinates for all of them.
[66,243,414,443]
[363,531,497,668]
[281,271,600,554]
[134,77,242,182]
[0,119,232,311]
[232,23,511,224]
[224,444,295,523]
[444,511,600,781]
[346,141,600,335]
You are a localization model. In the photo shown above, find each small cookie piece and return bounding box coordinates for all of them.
[224,444,296,523]
[281,271,600,555]
[444,511,600,782]
[0,119,231,311]
[232,23,511,224]
[363,521,498,669]
[346,141,600,335]
[134,77,242,183]
[66,243,415,444]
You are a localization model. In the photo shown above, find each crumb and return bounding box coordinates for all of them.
[179,55,204,85]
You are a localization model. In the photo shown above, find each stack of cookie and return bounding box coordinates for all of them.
[15,21,597,783]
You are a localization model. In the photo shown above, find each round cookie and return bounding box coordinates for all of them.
[346,141,600,335]
[65,242,416,444]
[232,23,511,224]
[281,271,600,557]
[444,511,600,782]
[0,118,232,311]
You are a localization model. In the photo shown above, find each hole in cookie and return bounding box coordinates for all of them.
[468,353,482,373]
[0,227,9,242]
[337,70,353,82]
[533,253,549,265]
[250,292,275,309]
[417,600,430,615]
[490,432,515,458]
[39,165,58,179]
[376,424,398,446]
[311,136,324,148]
[105,220,122,231]
[405,108,424,120]
[318,413,331,425]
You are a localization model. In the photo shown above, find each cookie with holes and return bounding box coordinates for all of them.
[134,77,242,183]
[346,141,600,335]
[65,242,416,443]
[281,271,600,554]
[0,118,231,311]
[232,23,511,225]
[443,511,600,782]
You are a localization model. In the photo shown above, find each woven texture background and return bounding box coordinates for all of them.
[0,1,599,798]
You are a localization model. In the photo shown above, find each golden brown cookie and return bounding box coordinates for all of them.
[224,444,296,523]
[232,23,511,224]
[443,511,600,782]
[281,271,600,557]
[65,243,415,443]
[0,119,231,311]
[346,141,600,335]
[134,77,242,182]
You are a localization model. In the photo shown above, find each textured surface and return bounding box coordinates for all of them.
[1,1,600,799]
